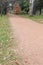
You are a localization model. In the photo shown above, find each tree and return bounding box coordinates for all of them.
[16,0,29,14]
[0,0,8,16]
[33,0,43,15]
[13,3,21,14]
[38,0,43,14]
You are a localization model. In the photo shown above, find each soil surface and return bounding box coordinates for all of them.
[9,14,43,65]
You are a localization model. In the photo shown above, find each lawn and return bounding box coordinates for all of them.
[0,16,18,65]
[19,14,43,24]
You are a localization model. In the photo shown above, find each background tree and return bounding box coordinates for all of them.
[0,0,8,15]
[16,0,29,14]
[38,0,43,14]
[13,2,21,14]
[33,0,43,15]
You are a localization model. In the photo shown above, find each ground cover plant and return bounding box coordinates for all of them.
[0,16,19,65]
[19,14,43,23]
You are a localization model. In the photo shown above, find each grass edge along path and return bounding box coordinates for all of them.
[18,14,43,24]
[0,16,19,65]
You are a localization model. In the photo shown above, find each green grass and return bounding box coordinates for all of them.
[19,14,43,24]
[0,16,18,65]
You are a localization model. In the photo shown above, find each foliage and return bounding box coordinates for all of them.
[0,0,8,15]
[13,3,21,14]
[16,0,29,14]
[33,0,43,15]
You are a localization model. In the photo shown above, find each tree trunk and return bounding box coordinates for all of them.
[29,0,35,16]
[39,8,42,15]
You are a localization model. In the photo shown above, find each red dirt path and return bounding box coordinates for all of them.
[9,15,43,65]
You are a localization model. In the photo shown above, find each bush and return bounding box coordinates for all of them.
[13,3,21,14]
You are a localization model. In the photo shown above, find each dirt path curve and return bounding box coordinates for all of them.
[9,14,43,65]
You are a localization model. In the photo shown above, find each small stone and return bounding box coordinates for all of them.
[24,59,28,63]
[25,60,28,63]
[0,52,2,54]
[3,57,7,60]
[21,47,23,50]
[15,60,20,65]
